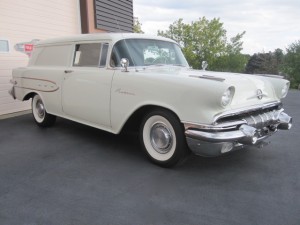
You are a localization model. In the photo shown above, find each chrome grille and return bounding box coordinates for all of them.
[240,110,281,129]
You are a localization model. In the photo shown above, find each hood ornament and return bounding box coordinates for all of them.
[257,89,263,100]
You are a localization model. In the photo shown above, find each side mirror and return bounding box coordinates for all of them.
[202,61,208,71]
[120,58,129,72]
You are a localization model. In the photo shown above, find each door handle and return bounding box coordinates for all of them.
[64,70,73,73]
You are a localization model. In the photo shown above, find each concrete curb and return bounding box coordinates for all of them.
[0,110,31,120]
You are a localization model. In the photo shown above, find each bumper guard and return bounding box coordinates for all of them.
[184,111,292,156]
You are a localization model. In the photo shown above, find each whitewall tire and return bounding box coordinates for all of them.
[140,109,188,167]
[32,94,56,127]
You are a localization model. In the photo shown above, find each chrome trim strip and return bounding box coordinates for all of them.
[213,101,282,123]
[14,76,57,85]
[185,124,264,144]
[183,120,246,131]
[264,112,269,122]
[254,74,284,79]
[14,86,59,93]
[189,75,225,82]
[258,114,264,126]
[251,115,257,126]
[13,76,59,93]
[186,129,245,143]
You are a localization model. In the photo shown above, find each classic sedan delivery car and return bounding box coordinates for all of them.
[9,33,292,167]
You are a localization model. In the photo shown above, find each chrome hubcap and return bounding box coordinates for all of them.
[36,99,45,119]
[150,123,173,154]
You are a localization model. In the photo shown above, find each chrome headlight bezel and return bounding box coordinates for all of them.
[281,82,290,99]
[221,86,235,107]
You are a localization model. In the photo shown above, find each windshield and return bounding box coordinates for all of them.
[110,39,189,67]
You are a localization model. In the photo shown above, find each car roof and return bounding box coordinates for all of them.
[35,33,177,46]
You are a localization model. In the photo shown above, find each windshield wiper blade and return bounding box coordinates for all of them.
[146,64,166,67]
[171,64,187,67]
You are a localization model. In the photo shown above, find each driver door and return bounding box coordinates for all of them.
[62,42,113,127]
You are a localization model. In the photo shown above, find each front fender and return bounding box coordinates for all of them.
[110,71,231,133]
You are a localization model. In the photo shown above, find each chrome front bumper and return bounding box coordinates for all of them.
[184,110,292,157]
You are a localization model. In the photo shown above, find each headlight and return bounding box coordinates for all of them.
[281,82,290,98]
[221,86,235,107]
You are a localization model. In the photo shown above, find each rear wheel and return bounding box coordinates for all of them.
[32,94,56,127]
[139,109,188,167]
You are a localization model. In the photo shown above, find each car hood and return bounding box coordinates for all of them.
[183,69,280,108]
[140,66,284,109]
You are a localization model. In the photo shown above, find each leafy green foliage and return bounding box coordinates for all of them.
[281,41,300,89]
[245,43,300,89]
[158,17,247,72]
[245,49,284,75]
[133,18,144,34]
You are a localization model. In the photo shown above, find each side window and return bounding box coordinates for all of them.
[0,39,9,53]
[99,43,109,67]
[34,45,72,66]
[73,43,101,67]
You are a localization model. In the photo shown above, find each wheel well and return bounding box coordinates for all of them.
[121,105,180,134]
[23,92,36,101]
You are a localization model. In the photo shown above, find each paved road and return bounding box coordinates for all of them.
[0,90,299,225]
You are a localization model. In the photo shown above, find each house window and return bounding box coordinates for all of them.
[0,39,9,53]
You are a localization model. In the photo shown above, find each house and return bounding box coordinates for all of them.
[0,0,133,115]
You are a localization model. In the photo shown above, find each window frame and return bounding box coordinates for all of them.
[109,39,189,68]
[0,38,10,54]
[72,42,110,68]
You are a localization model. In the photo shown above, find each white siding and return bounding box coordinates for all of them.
[0,0,80,115]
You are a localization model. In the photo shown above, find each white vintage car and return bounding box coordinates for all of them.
[9,33,292,167]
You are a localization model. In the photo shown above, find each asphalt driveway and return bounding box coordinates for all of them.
[0,90,299,225]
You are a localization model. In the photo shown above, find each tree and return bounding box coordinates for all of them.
[245,49,284,75]
[158,17,247,72]
[281,41,300,88]
[133,17,144,33]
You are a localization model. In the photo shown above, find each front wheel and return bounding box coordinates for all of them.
[139,109,188,167]
[32,94,56,127]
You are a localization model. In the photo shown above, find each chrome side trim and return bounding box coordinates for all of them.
[186,129,245,143]
[183,120,246,131]
[254,74,284,79]
[12,76,59,93]
[15,86,59,93]
[189,75,225,82]
[185,124,265,145]
[213,101,281,123]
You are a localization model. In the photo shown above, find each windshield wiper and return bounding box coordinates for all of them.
[146,64,167,67]
[171,64,187,67]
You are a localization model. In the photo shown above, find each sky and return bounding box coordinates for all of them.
[133,0,300,54]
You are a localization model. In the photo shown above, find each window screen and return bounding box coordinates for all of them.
[73,43,101,67]
[0,40,9,52]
